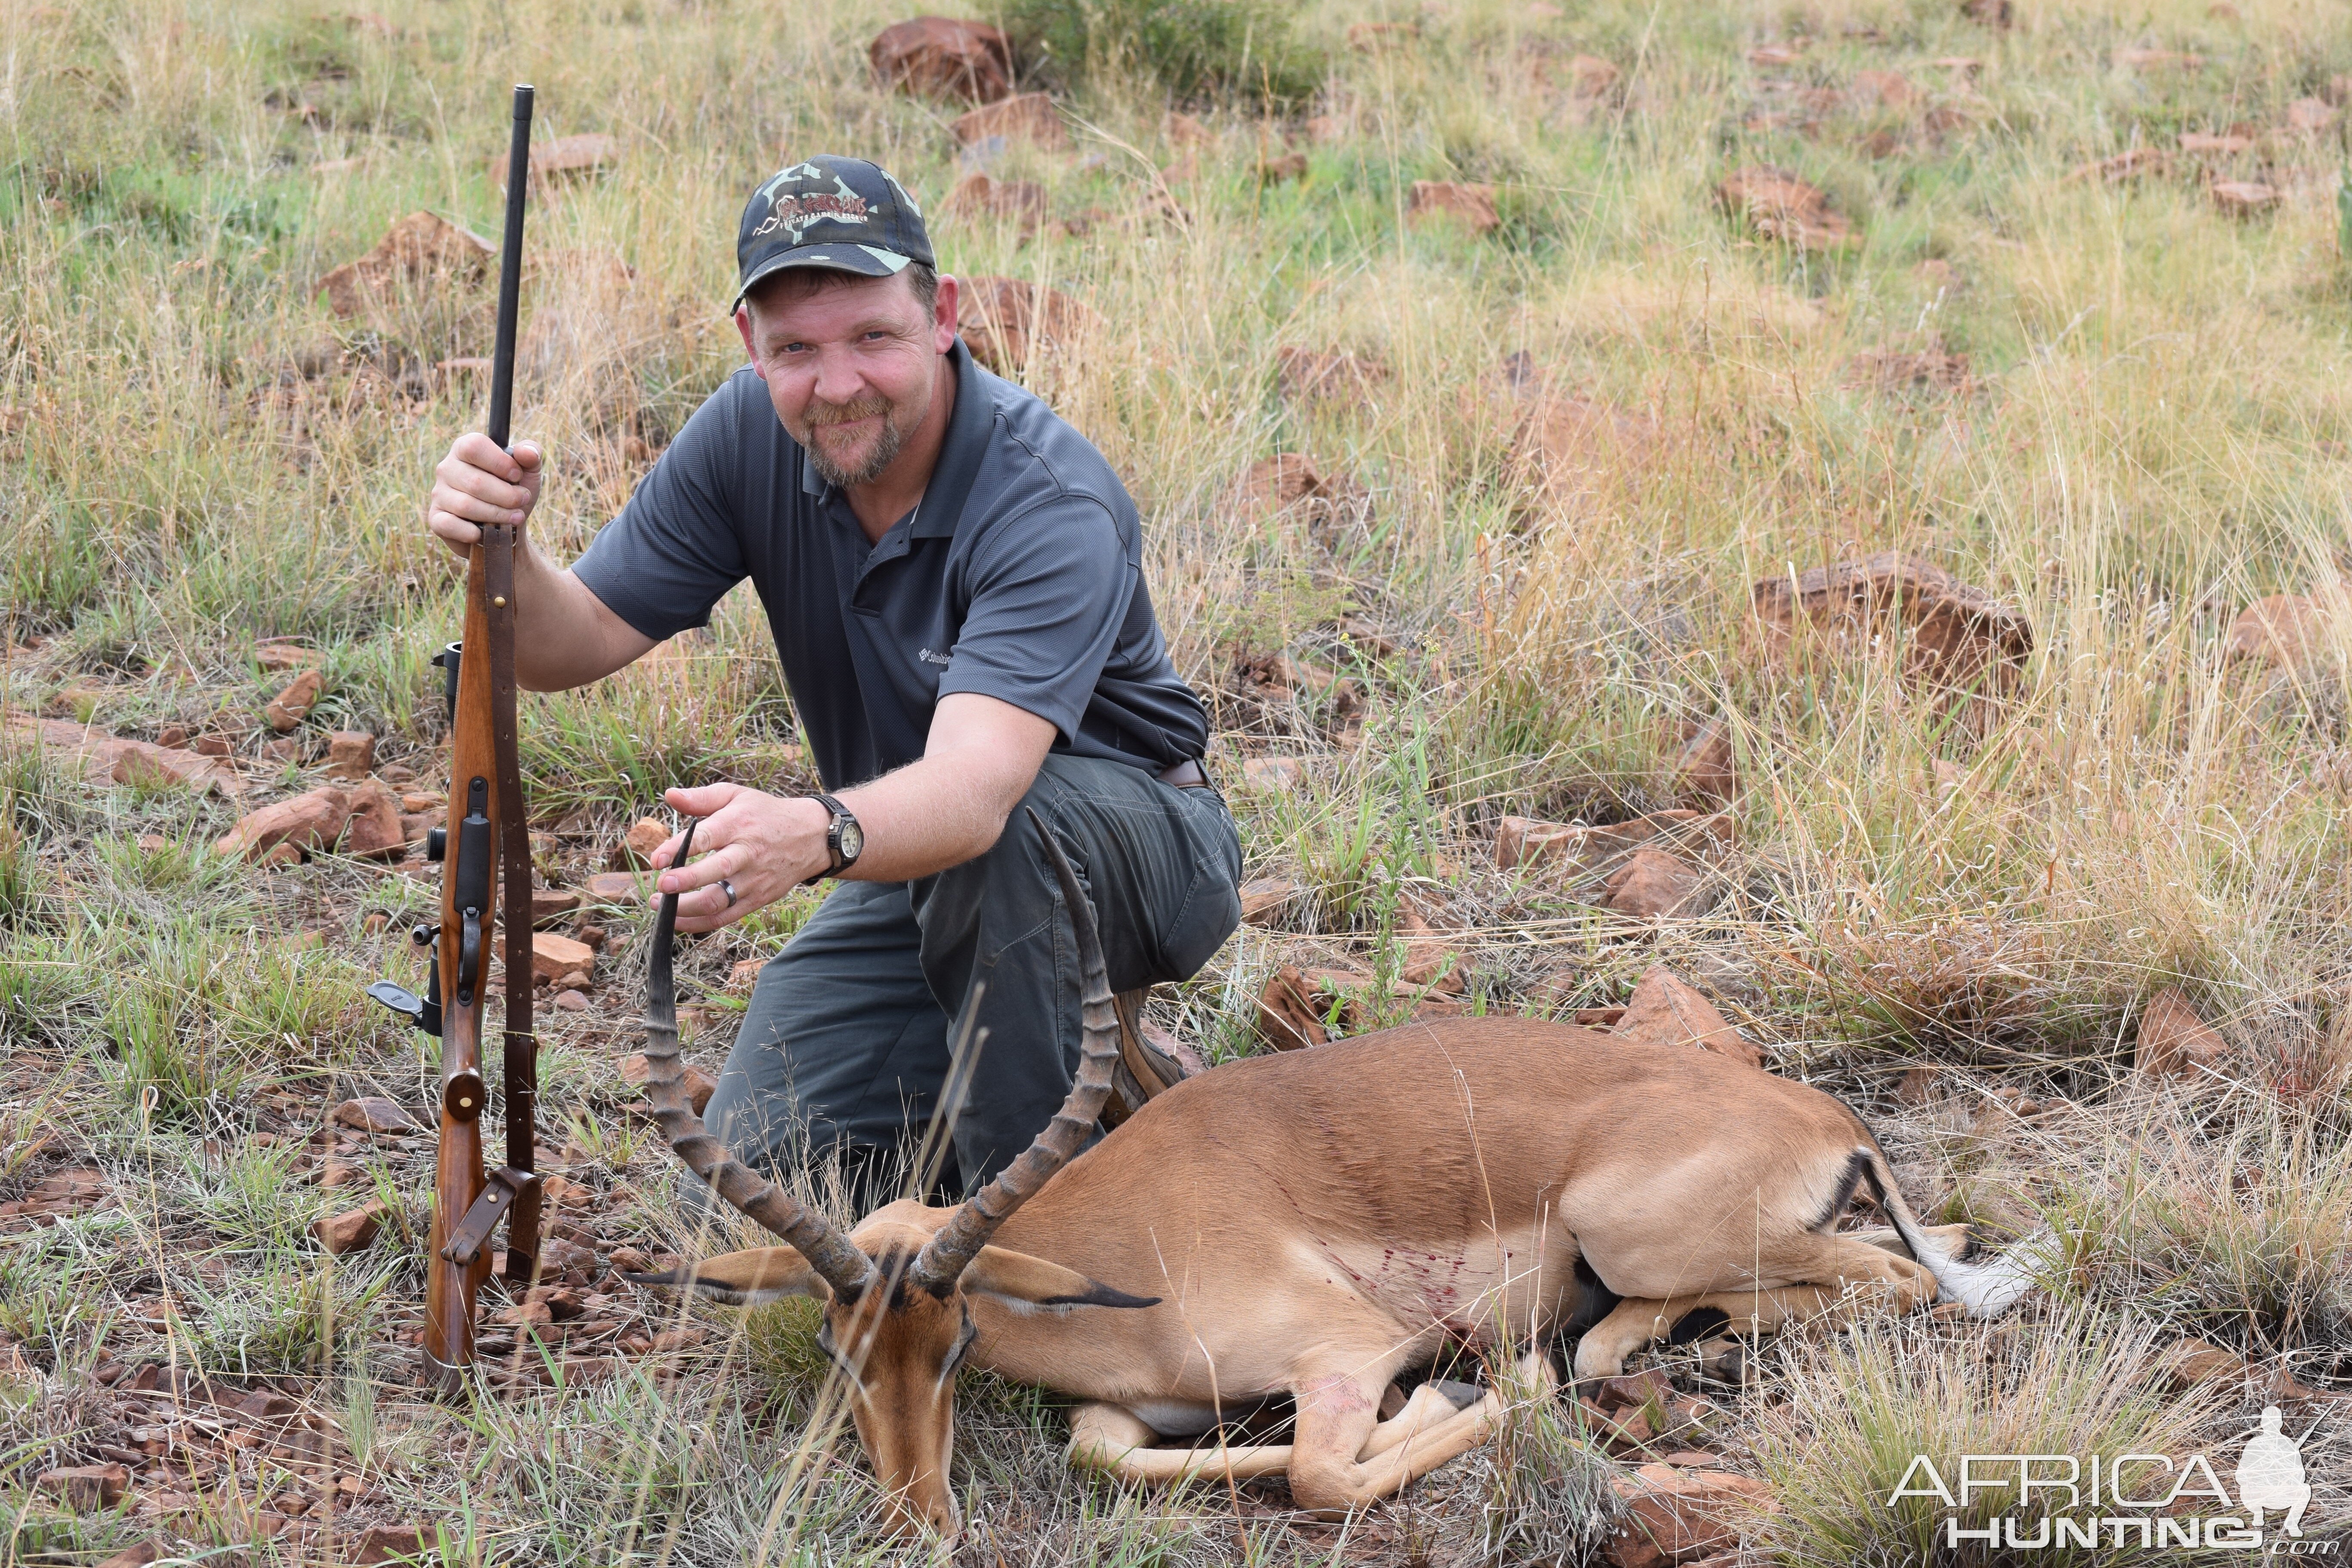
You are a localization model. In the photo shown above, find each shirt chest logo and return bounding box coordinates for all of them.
[917,647,952,666]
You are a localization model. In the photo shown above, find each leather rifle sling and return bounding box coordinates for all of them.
[482,523,541,1282]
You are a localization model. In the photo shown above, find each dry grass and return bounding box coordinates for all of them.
[4,0,2352,1560]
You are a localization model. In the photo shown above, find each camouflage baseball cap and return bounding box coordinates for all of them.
[732,155,935,312]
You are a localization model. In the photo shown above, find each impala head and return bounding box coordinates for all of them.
[628,810,1153,1537]
[634,1207,1153,1534]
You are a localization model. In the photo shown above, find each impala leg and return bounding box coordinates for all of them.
[1285,1355,1549,1519]
[1357,1381,1474,1460]
[1572,1285,1843,1380]
[1570,1230,1947,1380]
[1069,1402,1296,1486]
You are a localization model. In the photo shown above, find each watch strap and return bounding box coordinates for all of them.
[812,792,857,877]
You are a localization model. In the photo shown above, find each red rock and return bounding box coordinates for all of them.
[1408,180,1501,232]
[531,932,594,985]
[253,638,321,672]
[552,989,589,1013]
[2210,180,2279,217]
[263,667,324,732]
[340,779,407,859]
[586,870,645,901]
[1240,756,1305,791]
[1750,552,2031,697]
[1602,847,1709,919]
[1845,343,1973,394]
[312,1201,387,1255]
[37,1463,127,1511]
[1674,717,1737,804]
[1746,41,1802,65]
[1255,965,1371,1050]
[331,1096,420,1133]
[2138,988,2230,1081]
[541,1236,599,1275]
[213,786,351,861]
[2285,96,2340,133]
[940,171,1048,236]
[1605,1466,1774,1565]
[490,132,616,193]
[353,1524,437,1564]
[2224,590,2343,669]
[1274,346,1390,408]
[5,713,244,797]
[1716,166,1856,250]
[27,1167,106,1213]
[1238,453,1370,537]
[93,1543,163,1568]
[950,92,1067,150]
[868,16,1012,104]
[619,1053,717,1113]
[1850,68,1916,105]
[319,213,493,319]
[529,887,584,925]
[609,817,669,871]
[1239,877,1302,924]
[2069,146,2170,183]
[727,957,764,989]
[1259,152,1308,182]
[1564,54,1620,95]
[2179,131,2254,156]
[324,729,376,779]
[1614,967,1762,1068]
[955,276,1098,373]
[1495,810,1731,874]
[1164,111,1212,144]
[1397,907,1465,994]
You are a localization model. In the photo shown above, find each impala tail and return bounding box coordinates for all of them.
[1857,1147,2057,1317]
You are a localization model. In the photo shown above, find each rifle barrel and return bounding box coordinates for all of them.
[485,84,534,450]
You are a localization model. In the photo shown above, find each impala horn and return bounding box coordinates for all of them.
[910,809,1120,1295]
[639,818,874,1301]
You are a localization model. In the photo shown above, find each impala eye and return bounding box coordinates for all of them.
[944,1314,977,1372]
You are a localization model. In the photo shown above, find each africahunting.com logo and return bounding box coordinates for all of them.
[1885,1406,2333,1553]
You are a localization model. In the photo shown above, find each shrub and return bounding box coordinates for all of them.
[993,0,1326,108]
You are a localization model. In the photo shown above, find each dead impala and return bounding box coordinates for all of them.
[633,813,2041,1535]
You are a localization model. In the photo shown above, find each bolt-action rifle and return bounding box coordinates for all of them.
[366,84,540,1392]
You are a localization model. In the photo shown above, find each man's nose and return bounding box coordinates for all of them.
[809,345,872,409]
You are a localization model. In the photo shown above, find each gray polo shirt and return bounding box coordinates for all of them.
[572,340,1210,791]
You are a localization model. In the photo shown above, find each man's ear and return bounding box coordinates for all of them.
[626,1246,827,1306]
[931,273,959,356]
[963,1245,1159,1310]
[734,305,767,380]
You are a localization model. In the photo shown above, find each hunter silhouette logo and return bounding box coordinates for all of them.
[1885,1404,2331,1550]
[2236,1404,2313,1538]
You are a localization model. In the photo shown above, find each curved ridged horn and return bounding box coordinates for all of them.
[640,819,873,1301]
[911,808,1119,1294]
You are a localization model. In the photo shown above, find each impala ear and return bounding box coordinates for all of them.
[962,1245,1160,1310]
[626,1247,829,1306]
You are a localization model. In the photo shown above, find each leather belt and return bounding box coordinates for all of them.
[1157,757,1211,790]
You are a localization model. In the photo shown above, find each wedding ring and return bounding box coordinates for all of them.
[717,878,739,908]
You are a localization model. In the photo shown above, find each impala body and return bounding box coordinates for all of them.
[638,820,2037,1535]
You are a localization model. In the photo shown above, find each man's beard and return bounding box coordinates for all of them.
[799,393,915,488]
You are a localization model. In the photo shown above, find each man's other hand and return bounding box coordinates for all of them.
[428,434,543,556]
[652,784,830,932]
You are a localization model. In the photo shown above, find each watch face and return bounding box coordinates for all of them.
[837,818,864,862]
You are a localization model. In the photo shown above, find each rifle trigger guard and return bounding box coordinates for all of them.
[457,907,482,1003]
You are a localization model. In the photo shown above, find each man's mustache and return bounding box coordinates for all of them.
[805,395,892,431]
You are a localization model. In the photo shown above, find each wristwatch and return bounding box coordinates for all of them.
[809,792,864,881]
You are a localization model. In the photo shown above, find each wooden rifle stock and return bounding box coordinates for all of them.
[414,83,538,1392]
